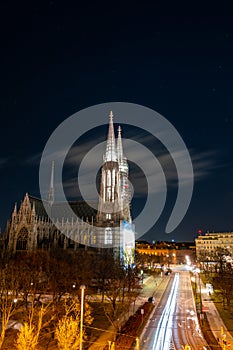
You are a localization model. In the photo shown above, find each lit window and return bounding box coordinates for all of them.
[105,227,112,244]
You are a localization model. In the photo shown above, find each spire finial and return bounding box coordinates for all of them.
[105,111,117,162]
[12,203,17,217]
[117,125,123,162]
[23,193,30,204]
[48,161,55,205]
[31,201,36,218]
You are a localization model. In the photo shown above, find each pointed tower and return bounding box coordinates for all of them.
[48,161,55,205]
[18,193,31,222]
[96,111,121,226]
[117,125,123,163]
[96,112,132,249]
[104,111,117,162]
[117,125,131,223]
[12,203,17,223]
[31,201,36,220]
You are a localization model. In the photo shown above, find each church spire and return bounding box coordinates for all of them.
[117,125,123,162]
[13,203,17,215]
[104,111,117,162]
[12,203,17,222]
[48,161,55,205]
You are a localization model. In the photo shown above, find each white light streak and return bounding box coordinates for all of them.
[151,273,179,350]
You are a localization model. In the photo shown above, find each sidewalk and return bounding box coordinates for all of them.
[201,282,233,349]
[87,275,160,350]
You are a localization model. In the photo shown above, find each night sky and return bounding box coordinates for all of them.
[1,2,233,242]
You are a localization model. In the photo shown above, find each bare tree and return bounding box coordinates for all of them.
[15,303,49,350]
[0,258,23,349]
[93,250,116,302]
[55,299,93,350]
[101,258,141,342]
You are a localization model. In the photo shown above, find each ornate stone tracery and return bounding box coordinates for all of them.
[4,112,134,258]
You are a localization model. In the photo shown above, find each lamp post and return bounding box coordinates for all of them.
[80,285,86,350]
[196,268,203,317]
[220,327,227,350]
[135,336,140,350]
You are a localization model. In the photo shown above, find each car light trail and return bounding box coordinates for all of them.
[151,273,179,350]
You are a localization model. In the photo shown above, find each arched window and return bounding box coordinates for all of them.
[105,227,112,244]
[16,227,28,250]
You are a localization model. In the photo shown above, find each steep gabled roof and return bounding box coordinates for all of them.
[28,195,97,222]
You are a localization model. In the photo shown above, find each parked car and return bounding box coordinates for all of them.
[148,296,155,303]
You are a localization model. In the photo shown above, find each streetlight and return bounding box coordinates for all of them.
[108,340,115,349]
[140,269,144,284]
[196,268,203,318]
[221,327,227,350]
[135,337,140,350]
[172,253,176,264]
[80,285,86,350]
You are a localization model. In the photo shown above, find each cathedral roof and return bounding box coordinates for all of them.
[28,195,97,222]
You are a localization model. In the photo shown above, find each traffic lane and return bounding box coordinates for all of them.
[140,274,175,349]
[173,271,210,350]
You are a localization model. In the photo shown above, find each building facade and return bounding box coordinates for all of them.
[136,241,196,266]
[195,232,233,261]
[3,112,134,260]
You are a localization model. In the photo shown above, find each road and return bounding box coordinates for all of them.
[172,271,209,350]
[140,270,210,350]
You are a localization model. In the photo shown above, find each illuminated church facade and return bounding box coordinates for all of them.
[4,112,135,264]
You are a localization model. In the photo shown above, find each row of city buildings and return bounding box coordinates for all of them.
[136,232,233,267]
[136,241,196,266]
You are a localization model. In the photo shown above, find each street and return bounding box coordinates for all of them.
[140,270,210,350]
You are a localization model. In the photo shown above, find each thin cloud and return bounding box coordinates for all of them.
[191,150,222,181]
[0,157,9,167]
[62,145,219,199]
[26,129,221,201]
[26,152,42,165]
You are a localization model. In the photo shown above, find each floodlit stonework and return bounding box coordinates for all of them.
[3,112,134,257]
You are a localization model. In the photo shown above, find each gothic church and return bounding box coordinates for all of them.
[3,112,134,259]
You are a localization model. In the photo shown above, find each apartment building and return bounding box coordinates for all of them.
[195,232,233,260]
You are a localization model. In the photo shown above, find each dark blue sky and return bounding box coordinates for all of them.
[1,2,233,241]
